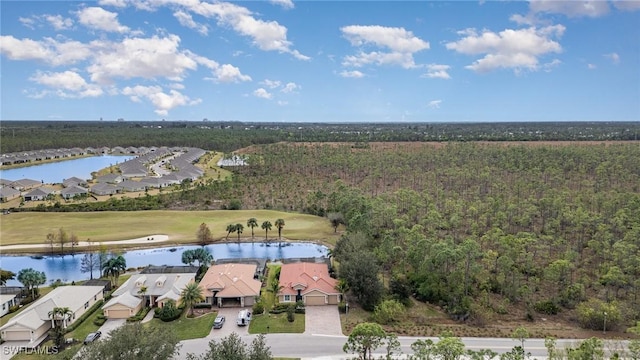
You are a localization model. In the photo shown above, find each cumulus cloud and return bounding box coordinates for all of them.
[29,70,103,98]
[122,85,201,116]
[281,82,299,93]
[422,64,451,79]
[341,25,429,69]
[77,7,130,33]
[45,15,74,30]
[604,52,620,64]
[261,79,281,88]
[0,36,92,66]
[213,64,252,83]
[340,70,365,78]
[587,63,597,70]
[427,99,442,109]
[174,10,208,35]
[253,88,272,99]
[270,0,294,9]
[87,35,198,84]
[528,0,610,17]
[445,25,565,73]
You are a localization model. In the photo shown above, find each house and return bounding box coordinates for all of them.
[96,173,123,184]
[23,187,53,201]
[8,179,41,191]
[103,272,196,319]
[278,263,340,306]
[62,177,87,188]
[117,180,146,192]
[198,264,262,308]
[60,185,88,200]
[90,182,118,196]
[0,187,20,202]
[1,293,19,318]
[0,286,103,343]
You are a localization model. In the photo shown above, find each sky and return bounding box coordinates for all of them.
[1,1,639,123]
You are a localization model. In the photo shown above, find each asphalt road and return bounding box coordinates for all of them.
[177,333,631,359]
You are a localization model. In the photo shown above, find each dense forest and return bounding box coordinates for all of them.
[1,120,639,153]
[2,121,640,332]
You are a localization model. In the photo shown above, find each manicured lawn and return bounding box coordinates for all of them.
[144,311,217,341]
[0,210,338,248]
[248,313,305,334]
[262,264,281,311]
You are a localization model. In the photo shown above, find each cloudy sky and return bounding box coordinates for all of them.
[1,0,638,122]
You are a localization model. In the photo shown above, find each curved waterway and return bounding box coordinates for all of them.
[0,242,329,286]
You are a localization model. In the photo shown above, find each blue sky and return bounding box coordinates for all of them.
[1,0,639,122]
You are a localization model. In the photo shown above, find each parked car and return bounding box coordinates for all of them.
[236,310,251,326]
[213,315,225,329]
[83,331,101,344]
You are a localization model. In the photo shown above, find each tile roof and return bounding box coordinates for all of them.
[198,264,261,298]
[278,263,338,296]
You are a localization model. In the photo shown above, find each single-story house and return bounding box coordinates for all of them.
[0,286,103,343]
[1,294,19,317]
[90,182,118,196]
[0,187,20,202]
[8,179,42,191]
[117,180,146,192]
[23,187,53,201]
[278,262,340,306]
[60,185,88,199]
[198,264,261,308]
[104,272,196,319]
[96,173,123,184]
[62,177,87,188]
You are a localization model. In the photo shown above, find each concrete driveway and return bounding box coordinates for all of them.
[95,318,126,340]
[304,306,343,336]
[208,308,250,338]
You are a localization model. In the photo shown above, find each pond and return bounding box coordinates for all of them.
[0,241,329,286]
[0,155,134,184]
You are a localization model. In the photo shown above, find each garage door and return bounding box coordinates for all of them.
[305,296,326,306]
[106,309,131,319]
[4,330,31,341]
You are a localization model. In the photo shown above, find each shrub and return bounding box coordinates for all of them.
[338,302,347,314]
[253,301,265,315]
[158,300,183,322]
[127,306,151,323]
[93,317,107,326]
[373,299,405,325]
[8,305,19,314]
[65,300,104,333]
[390,275,412,306]
[270,303,291,314]
[534,300,560,315]
[559,283,585,309]
[286,305,295,322]
[576,298,621,330]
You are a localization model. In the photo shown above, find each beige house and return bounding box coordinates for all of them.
[102,293,143,319]
[103,272,196,319]
[278,263,340,306]
[0,286,103,344]
[198,264,261,308]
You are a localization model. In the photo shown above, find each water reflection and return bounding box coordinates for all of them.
[1,242,328,286]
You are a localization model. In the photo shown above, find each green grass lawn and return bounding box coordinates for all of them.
[262,264,281,311]
[144,311,217,341]
[248,313,305,334]
[0,210,338,249]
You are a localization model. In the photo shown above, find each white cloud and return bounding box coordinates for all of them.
[528,0,610,17]
[339,70,365,78]
[121,85,201,116]
[612,0,640,11]
[446,25,565,73]
[19,17,36,29]
[604,52,620,64]
[427,99,442,109]
[174,10,208,35]
[98,0,128,7]
[281,82,299,93]
[253,88,272,99]
[0,36,92,66]
[422,64,451,79]
[87,35,198,84]
[588,63,597,70]
[341,25,429,69]
[77,7,130,33]
[270,0,294,9]
[213,64,252,83]
[29,70,103,98]
[261,79,281,88]
[45,15,74,30]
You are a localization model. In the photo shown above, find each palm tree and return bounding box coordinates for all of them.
[235,223,244,242]
[103,255,127,287]
[261,221,272,242]
[48,306,73,329]
[335,278,350,303]
[180,282,204,317]
[137,286,148,306]
[267,279,284,305]
[247,218,258,240]
[225,224,236,241]
[275,219,285,240]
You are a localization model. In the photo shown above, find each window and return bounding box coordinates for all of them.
[84,301,89,309]
[283,295,291,302]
